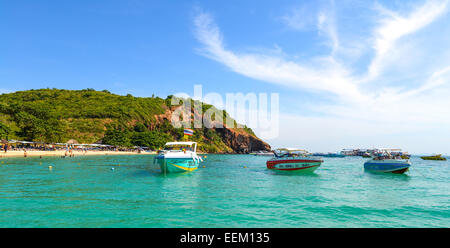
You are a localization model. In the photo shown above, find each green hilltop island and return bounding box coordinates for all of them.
[0,88,270,153]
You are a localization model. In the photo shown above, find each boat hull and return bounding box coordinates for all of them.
[420,156,446,161]
[364,160,410,174]
[266,159,322,173]
[156,157,199,173]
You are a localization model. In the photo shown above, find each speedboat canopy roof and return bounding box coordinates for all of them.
[275,148,308,152]
[165,142,197,146]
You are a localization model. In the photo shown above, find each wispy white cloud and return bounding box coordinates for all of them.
[392,66,450,99]
[367,0,450,81]
[316,1,339,55]
[193,10,364,103]
[192,0,450,153]
[279,0,340,55]
[279,4,317,31]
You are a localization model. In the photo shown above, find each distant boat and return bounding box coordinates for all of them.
[313,152,345,158]
[420,154,447,161]
[400,154,411,159]
[154,142,202,174]
[266,148,323,173]
[326,153,345,157]
[341,148,410,158]
[361,152,372,158]
[251,151,274,156]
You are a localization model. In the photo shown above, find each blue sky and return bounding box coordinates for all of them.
[1,0,450,154]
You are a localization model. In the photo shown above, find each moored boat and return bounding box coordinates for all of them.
[266,148,323,173]
[364,149,411,174]
[154,142,202,174]
[420,154,446,161]
[251,151,274,156]
[326,153,345,158]
[313,152,345,158]
[364,159,411,174]
[362,152,372,158]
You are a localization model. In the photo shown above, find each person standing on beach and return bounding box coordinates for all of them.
[23,148,27,157]
[4,144,8,153]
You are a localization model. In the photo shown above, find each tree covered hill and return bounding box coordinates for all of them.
[0,89,270,153]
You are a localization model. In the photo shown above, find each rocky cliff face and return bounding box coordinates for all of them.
[154,108,271,153]
[215,127,271,153]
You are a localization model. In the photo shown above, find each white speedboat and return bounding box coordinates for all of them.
[154,142,202,174]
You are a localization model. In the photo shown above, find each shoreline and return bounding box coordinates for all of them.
[0,150,157,158]
[0,151,442,158]
[0,150,249,158]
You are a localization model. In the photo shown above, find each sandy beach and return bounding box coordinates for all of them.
[0,150,156,158]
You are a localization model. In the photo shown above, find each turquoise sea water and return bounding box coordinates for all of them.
[0,154,448,227]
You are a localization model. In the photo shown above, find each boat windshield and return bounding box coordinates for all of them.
[277,153,302,158]
[373,152,403,160]
[274,149,308,158]
[163,145,194,152]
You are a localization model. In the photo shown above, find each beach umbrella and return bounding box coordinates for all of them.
[66,139,79,144]
[19,141,34,144]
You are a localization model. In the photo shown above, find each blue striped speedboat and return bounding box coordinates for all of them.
[364,159,411,174]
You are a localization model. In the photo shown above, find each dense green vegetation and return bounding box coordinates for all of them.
[0,89,257,152]
[0,122,11,140]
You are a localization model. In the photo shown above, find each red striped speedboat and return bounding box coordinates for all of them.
[266,148,323,173]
